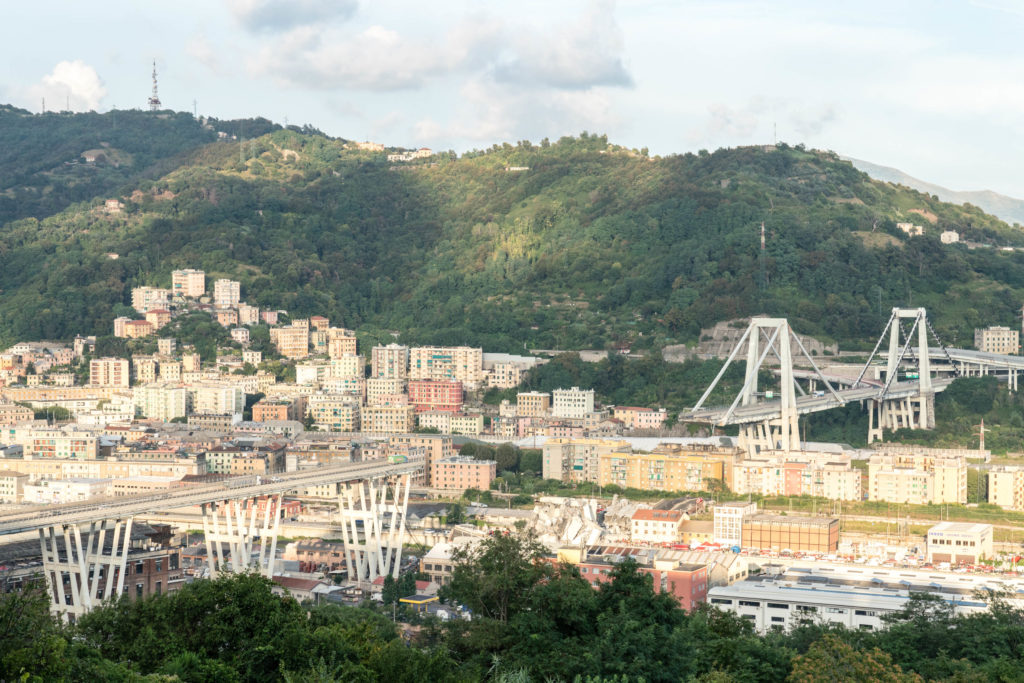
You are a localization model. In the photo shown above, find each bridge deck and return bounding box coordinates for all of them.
[682,377,953,425]
[0,458,424,535]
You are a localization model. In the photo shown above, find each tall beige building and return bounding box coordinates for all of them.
[306,393,361,432]
[171,269,206,297]
[327,330,359,359]
[868,448,967,504]
[90,358,130,388]
[361,404,416,435]
[133,383,187,422]
[371,344,409,379]
[552,386,595,418]
[542,438,631,483]
[213,278,241,307]
[516,391,551,417]
[330,355,365,379]
[974,326,1019,354]
[270,326,309,359]
[989,466,1024,510]
[131,287,171,313]
[366,378,406,405]
[408,346,484,386]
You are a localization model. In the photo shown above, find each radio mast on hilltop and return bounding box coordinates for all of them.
[148,60,162,112]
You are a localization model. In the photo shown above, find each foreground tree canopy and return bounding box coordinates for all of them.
[4,533,1024,681]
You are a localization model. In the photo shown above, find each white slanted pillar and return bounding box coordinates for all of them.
[201,495,282,578]
[338,474,411,585]
[735,318,800,455]
[39,517,133,621]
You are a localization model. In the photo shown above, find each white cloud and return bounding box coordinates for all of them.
[226,0,358,32]
[27,61,107,112]
[495,0,633,89]
[252,24,466,90]
[186,34,220,72]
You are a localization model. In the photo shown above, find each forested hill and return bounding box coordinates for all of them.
[2,109,1024,352]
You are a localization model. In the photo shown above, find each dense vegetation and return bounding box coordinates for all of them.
[2,109,1024,353]
[5,534,1024,682]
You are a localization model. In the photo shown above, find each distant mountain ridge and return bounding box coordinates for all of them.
[843,156,1024,226]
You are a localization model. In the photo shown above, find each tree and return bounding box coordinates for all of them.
[446,502,464,525]
[788,635,923,682]
[440,531,550,623]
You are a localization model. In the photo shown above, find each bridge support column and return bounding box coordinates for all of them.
[39,517,133,622]
[200,494,282,579]
[338,474,411,585]
[867,393,935,443]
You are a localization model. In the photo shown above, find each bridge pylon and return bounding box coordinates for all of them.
[200,493,283,579]
[338,473,411,585]
[39,517,133,622]
[689,317,843,456]
[857,308,936,443]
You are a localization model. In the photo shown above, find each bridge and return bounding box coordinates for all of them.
[681,308,996,453]
[0,457,424,620]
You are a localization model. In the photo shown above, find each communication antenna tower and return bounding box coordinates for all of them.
[148,60,162,112]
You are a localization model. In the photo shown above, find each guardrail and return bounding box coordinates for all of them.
[0,458,424,535]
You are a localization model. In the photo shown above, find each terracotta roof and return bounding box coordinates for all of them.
[631,509,684,522]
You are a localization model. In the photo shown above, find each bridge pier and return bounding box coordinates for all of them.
[338,474,411,585]
[39,517,133,622]
[867,393,935,443]
[200,494,282,578]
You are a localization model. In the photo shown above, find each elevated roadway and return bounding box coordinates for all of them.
[0,458,424,536]
[681,377,955,426]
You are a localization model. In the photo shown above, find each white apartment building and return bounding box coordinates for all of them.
[187,383,245,417]
[172,269,206,297]
[713,501,757,546]
[296,362,330,385]
[306,393,361,432]
[408,346,484,387]
[133,383,187,422]
[131,286,171,313]
[541,438,630,483]
[366,378,406,405]
[551,386,595,418]
[416,411,485,436]
[0,470,28,503]
[974,326,1019,355]
[24,477,112,504]
[330,355,365,379]
[213,278,241,307]
[631,509,685,544]
[731,452,862,501]
[371,344,409,379]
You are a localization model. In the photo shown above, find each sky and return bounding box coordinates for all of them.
[2,0,1023,196]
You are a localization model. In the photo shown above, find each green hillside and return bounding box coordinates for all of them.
[1,112,1023,351]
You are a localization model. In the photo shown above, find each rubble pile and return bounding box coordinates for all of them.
[528,495,650,549]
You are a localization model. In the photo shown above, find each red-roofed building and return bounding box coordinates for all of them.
[272,575,328,602]
[145,309,172,329]
[123,319,155,339]
[631,509,686,544]
[612,406,668,431]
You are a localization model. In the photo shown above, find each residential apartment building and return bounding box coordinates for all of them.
[713,501,757,546]
[612,406,668,431]
[213,278,241,307]
[123,319,155,339]
[487,361,523,389]
[366,378,405,405]
[597,443,741,492]
[868,447,967,504]
[361,405,416,435]
[231,328,250,345]
[131,286,171,313]
[371,344,409,379]
[988,465,1024,510]
[329,355,365,379]
[306,393,361,432]
[974,326,1019,355]
[24,477,111,503]
[188,383,245,418]
[238,303,260,326]
[408,346,484,387]
[215,308,239,328]
[270,325,309,360]
[132,356,158,385]
[732,451,862,501]
[145,309,171,329]
[542,438,631,483]
[551,386,595,418]
[327,329,358,359]
[408,380,463,413]
[253,397,306,423]
[90,358,130,388]
[430,456,496,491]
[390,434,453,485]
[133,383,187,422]
[416,411,485,436]
[0,470,28,503]
[171,269,205,297]
[631,509,685,544]
[0,402,34,425]
[516,391,551,417]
